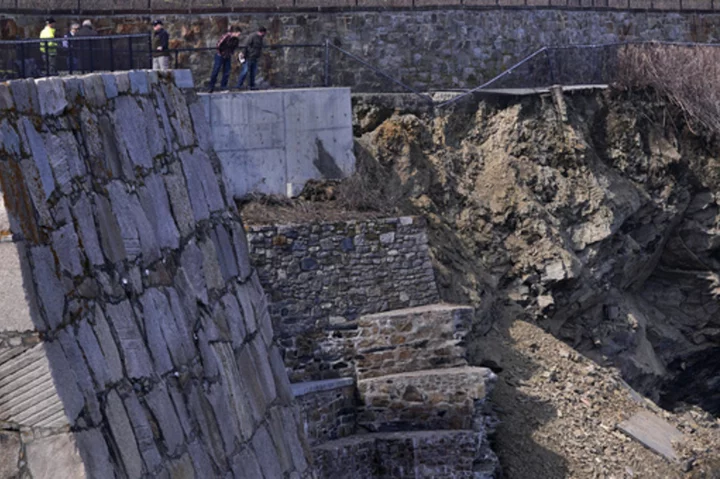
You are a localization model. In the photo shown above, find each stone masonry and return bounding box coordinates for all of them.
[0,70,312,478]
[250,214,499,478]
[291,378,357,447]
[354,305,474,380]
[5,1,720,15]
[248,217,439,382]
[8,10,720,91]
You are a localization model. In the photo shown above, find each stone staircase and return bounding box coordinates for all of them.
[247,217,499,477]
[309,303,500,479]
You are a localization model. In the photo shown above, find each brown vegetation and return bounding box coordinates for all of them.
[616,43,720,136]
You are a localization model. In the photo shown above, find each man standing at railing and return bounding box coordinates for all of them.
[208,25,243,93]
[62,23,80,72]
[236,26,267,90]
[75,20,97,72]
[39,18,57,76]
[152,20,170,71]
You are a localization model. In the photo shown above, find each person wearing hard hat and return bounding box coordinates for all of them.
[39,17,58,76]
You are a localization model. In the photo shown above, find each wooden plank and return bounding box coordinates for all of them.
[618,410,685,461]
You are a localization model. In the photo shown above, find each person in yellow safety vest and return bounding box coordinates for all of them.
[39,17,58,76]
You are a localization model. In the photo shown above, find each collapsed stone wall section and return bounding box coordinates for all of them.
[247,217,440,382]
[0,70,313,478]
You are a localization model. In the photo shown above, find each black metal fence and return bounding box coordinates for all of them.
[170,40,435,98]
[1,36,713,109]
[0,34,151,80]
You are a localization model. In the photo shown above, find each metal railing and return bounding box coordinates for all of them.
[169,39,436,101]
[170,43,329,90]
[1,36,713,109]
[0,34,151,80]
[436,41,720,108]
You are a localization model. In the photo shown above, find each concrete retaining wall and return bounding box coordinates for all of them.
[201,88,355,198]
[0,70,313,478]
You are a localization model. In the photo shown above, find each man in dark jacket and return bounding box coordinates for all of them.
[62,23,80,72]
[236,26,266,89]
[76,19,97,38]
[75,20,98,72]
[152,20,170,70]
[208,25,242,93]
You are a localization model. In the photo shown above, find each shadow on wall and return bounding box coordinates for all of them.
[315,138,345,180]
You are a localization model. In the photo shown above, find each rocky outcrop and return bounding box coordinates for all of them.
[351,89,720,417]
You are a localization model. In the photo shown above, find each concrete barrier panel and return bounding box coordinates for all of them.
[202,88,356,198]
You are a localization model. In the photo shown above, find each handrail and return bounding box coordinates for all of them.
[329,43,434,104]
[436,47,549,109]
[0,33,150,45]
[169,43,324,53]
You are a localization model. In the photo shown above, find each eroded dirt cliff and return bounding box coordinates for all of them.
[352,89,720,413]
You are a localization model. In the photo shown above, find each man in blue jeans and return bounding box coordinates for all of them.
[208,25,242,93]
[236,26,267,90]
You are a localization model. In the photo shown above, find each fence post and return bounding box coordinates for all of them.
[20,43,25,79]
[324,38,330,87]
[44,41,50,77]
[128,36,134,70]
[174,49,179,69]
[69,41,74,75]
[109,38,115,72]
[545,49,555,85]
[148,34,153,69]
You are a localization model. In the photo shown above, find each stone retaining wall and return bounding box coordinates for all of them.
[0,70,312,478]
[3,0,720,13]
[355,305,473,380]
[4,10,720,90]
[357,366,494,432]
[292,378,358,446]
[247,216,440,382]
[314,430,492,479]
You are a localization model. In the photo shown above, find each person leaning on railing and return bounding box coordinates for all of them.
[207,25,243,93]
[39,17,58,76]
[152,20,170,70]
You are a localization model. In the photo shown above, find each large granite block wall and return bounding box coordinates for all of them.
[4,10,720,90]
[247,217,440,382]
[0,70,312,478]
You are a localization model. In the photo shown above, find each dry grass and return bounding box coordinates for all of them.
[237,147,398,225]
[616,43,720,135]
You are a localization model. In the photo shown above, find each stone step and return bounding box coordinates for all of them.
[314,430,498,479]
[357,366,496,433]
[354,304,474,380]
